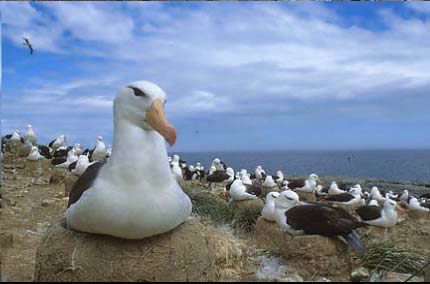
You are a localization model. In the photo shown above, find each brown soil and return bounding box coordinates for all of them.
[1,154,67,281]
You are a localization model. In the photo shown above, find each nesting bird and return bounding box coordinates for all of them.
[23,124,37,145]
[261,192,280,222]
[229,176,258,201]
[275,190,367,253]
[288,173,322,193]
[27,146,46,161]
[49,135,67,152]
[356,198,399,228]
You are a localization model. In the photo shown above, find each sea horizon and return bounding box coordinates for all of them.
[170,149,430,183]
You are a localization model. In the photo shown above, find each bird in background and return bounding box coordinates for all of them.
[23,37,34,55]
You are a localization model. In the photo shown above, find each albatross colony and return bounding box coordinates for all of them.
[66,81,192,239]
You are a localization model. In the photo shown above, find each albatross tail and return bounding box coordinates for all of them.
[339,232,366,254]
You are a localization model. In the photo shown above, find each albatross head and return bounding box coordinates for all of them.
[115,81,176,146]
[277,190,301,209]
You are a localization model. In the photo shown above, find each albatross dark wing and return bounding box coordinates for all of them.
[48,139,57,148]
[324,193,355,202]
[67,161,106,208]
[37,145,52,159]
[51,156,67,166]
[285,204,366,238]
[68,160,78,172]
[356,205,382,221]
[245,184,262,197]
[287,179,306,189]
[206,170,230,183]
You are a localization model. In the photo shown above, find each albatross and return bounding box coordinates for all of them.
[66,81,192,239]
[275,190,367,253]
[23,124,37,145]
[23,37,34,54]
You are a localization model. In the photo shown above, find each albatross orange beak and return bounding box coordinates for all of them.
[145,99,177,146]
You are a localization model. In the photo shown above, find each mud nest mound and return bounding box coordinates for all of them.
[34,218,249,282]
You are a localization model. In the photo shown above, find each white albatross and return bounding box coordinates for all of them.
[66,81,192,239]
[261,192,280,222]
[27,146,45,161]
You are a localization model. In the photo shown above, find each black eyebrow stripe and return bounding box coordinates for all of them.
[127,86,147,97]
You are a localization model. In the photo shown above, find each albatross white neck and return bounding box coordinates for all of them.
[107,111,172,189]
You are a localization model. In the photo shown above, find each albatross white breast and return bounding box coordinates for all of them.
[66,81,192,239]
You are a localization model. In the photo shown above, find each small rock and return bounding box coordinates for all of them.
[41,199,55,207]
[351,267,369,282]
[381,272,423,282]
[315,278,332,282]
[278,274,304,282]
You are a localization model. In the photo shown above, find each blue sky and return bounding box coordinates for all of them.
[1,2,429,152]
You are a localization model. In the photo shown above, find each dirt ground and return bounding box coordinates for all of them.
[1,154,67,282]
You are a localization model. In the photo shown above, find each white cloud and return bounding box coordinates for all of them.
[405,1,430,14]
[1,2,430,131]
[168,90,231,115]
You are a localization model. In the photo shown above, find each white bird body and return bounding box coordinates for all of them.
[409,198,429,213]
[370,187,386,203]
[261,192,280,222]
[255,166,265,180]
[274,190,302,233]
[56,150,78,168]
[364,199,398,228]
[24,125,37,145]
[71,155,94,176]
[329,182,344,195]
[66,81,192,239]
[295,174,320,193]
[171,163,183,183]
[229,179,257,201]
[262,176,277,188]
[92,137,107,162]
[27,146,45,161]
[11,130,22,141]
[209,166,216,175]
[275,171,284,185]
[241,173,253,186]
[51,135,67,152]
[73,144,82,156]
[331,188,363,207]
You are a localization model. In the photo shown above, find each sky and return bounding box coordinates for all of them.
[0,1,429,152]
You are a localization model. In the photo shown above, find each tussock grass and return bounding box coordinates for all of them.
[358,240,427,276]
[183,184,261,233]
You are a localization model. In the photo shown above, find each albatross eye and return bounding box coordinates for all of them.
[128,86,147,97]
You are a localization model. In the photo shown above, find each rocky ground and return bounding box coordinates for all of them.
[1,151,429,282]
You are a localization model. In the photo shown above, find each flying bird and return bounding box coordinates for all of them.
[23,37,34,54]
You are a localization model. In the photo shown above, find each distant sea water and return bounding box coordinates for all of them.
[172,150,430,183]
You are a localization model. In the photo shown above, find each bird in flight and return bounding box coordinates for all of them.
[23,37,34,55]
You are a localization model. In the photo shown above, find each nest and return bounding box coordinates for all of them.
[231,203,262,234]
[189,190,235,224]
[358,240,428,276]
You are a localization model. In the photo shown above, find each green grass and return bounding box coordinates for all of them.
[358,240,428,276]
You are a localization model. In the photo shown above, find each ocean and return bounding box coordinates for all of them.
[172,149,430,183]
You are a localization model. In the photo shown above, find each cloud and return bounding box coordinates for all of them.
[405,2,430,14]
[168,90,231,115]
[1,2,430,150]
